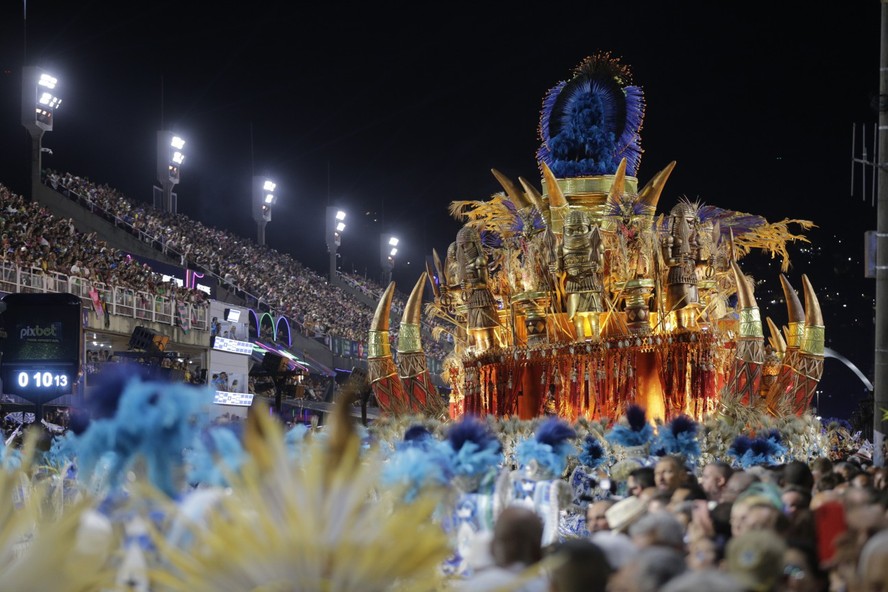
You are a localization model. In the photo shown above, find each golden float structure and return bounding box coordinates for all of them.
[367,52,822,425]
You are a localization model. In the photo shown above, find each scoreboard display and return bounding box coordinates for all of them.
[0,292,82,402]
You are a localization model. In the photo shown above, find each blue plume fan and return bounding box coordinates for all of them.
[69,362,157,434]
[729,435,753,456]
[381,444,451,503]
[626,405,647,431]
[606,405,654,448]
[728,433,787,469]
[670,415,697,437]
[537,51,645,178]
[397,424,437,453]
[446,416,501,455]
[443,416,503,482]
[516,418,577,477]
[186,426,246,487]
[536,417,577,448]
[404,424,431,442]
[577,435,607,469]
[651,415,700,461]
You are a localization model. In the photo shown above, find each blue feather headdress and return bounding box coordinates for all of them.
[605,404,654,449]
[577,434,608,469]
[727,430,787,469]
[380,442,451,503]
[537,51,645,178]
[516,418,577,478]
[443,416,503,482]
[650,415,700,463]
[71,376,214,498]
[399,424,437,452]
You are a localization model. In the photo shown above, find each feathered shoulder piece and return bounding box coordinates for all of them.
[651,415,700,463]
[516,417,577,478]
[727,429,787,469]
[399,424,437,452]
[537,51,645,179]
[605,404,654,449]
[577,434,608,469]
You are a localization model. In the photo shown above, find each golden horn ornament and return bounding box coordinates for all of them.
[726,261,764,406]
[800,274,825,356]
[779,274,805,350]
[606,158,628,203]
[368,281,407,415]
[636,160,677,211]
[730,261,763,338]
[397,272,445,417]
[518,176,550,227]
[766,316,787,354]
[491,168,531,209]
[398,273,426,355]
[541,161,567,209]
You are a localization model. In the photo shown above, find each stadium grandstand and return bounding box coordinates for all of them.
[0,170,452,429]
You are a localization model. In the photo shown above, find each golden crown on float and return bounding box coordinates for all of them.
[366,51,822,428]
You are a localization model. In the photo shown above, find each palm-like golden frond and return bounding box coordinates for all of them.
[1,428,118,592]
[448,194,518,239]
[731,218,816,272]
[151,395,452,592]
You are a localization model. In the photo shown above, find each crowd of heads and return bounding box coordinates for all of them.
[459,452,888,592]
[0,183,209,309]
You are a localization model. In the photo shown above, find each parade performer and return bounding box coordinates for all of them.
[496,417,577,546]
[437,416,504,576]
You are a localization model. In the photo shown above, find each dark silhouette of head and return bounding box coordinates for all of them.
[491,506,544,567]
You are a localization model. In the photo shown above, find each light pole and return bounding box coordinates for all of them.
[252,178,276,246]
[326,207,346,283]
[380,234,399,286]
[155,132,185,214]
[875,0,888,467]
[21,67,61,200]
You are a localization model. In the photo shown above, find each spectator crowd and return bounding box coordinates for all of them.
[43,170,453,362]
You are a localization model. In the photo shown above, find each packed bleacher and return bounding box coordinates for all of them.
[0,183,210,313]
[43,169,453,363]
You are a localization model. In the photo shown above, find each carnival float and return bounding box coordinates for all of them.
[367,51,825,434]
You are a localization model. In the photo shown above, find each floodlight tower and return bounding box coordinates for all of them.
[155,131,185,214]
[325,207,347,283]
[21,67,61,200]
[252,178,276,246]
[380,234,399,286]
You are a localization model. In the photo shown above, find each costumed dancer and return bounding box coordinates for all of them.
[604,404,656,494]
[67,365,216,589]
[565,432,611,538]
[495,417,576,547]
[437,416,504,577]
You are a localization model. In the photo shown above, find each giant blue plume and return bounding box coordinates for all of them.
[537,51,645,178]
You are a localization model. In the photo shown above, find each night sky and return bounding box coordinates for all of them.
[0,1,882,419]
